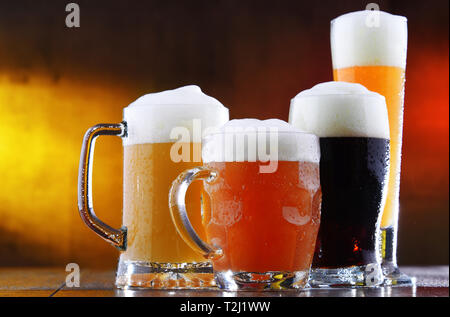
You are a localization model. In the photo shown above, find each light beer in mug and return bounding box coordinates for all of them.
[78,86,229,288]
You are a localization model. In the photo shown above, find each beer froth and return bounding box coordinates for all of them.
[289,82,390,139]
[123,85,229,146]
[202,119,320,163]
[331,11,408,69]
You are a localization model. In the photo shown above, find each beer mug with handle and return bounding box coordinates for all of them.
[169,119,322,290]
[78,85,229,289]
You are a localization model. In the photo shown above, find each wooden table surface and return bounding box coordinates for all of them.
[0,266,447,297]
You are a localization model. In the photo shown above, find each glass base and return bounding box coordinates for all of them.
[214,270,309,291]
[115,260,215,289]
[309,264,384,287]
[382,262,416,286]
[381,226,416,286]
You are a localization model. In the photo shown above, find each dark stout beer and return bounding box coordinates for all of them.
[314,137,389,268]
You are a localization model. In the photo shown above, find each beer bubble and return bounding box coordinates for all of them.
[212,199,242,226]
[298,163,321,192]
[282,206,312,226]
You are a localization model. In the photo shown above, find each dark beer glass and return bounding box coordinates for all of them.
[289,81,390,287]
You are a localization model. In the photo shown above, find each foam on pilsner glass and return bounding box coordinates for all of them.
[289,82,389,139]
[123,85,229,146]
[331,11,408,69]
[202,119,320,163]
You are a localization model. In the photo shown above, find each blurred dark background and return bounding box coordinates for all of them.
[0,0,448,268]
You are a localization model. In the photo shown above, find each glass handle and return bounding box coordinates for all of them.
[169,166,222,259]
[77,122,127,251]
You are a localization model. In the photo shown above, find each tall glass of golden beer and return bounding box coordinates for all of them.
[78,85,229,288]
[331,10,413,285]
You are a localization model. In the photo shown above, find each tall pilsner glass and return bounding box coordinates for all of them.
[78,85,229,289]
[331,10,413,285]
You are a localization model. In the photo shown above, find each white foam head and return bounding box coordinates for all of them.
[202,119,320,163]
[289,82,389,139]
[123,85,229,145]
[331,10,408,69]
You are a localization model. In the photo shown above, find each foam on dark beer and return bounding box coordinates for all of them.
[289,82,389,139]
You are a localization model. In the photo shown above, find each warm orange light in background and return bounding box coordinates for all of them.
[0,73,134,267]
[0,40,447,267]
[0,1,447,267]
[403,45,449,202]
[398,44,449,263]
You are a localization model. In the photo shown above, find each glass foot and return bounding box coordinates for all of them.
[382,263,416,286]
[309,264,384,287]
[115,260,215,289]
[214,270,309,291]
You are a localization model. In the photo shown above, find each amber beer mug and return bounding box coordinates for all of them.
[169,120,322,290]
[77,86,229,288]
[331,10,413,285]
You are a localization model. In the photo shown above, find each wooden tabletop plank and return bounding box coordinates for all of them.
[52,286,448,297]
[0,266,448,297]
[0,290,55,297]
[0,267,66,291]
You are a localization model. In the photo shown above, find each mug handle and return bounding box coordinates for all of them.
[169,166,222,259]
[77,122,127,251]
